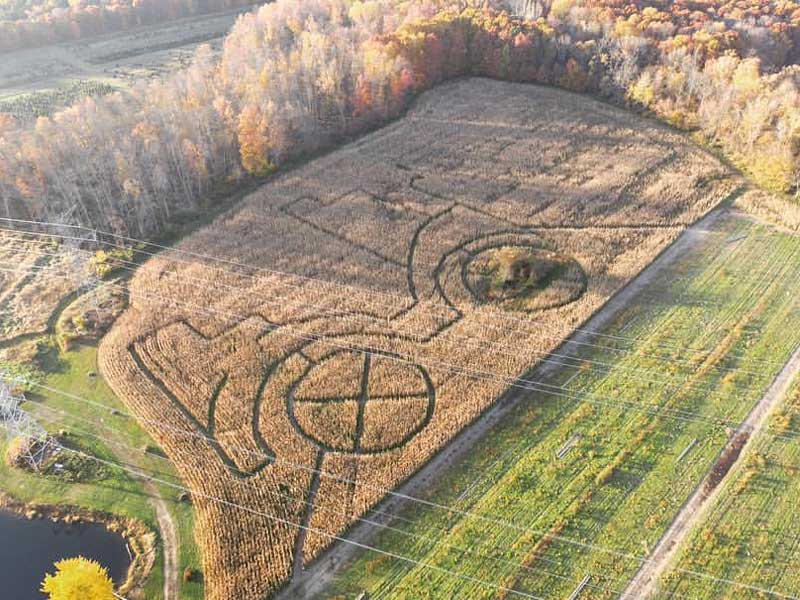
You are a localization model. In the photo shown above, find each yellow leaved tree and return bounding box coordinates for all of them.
[41,557,115,600]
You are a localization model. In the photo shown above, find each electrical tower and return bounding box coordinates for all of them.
[0,375,59,471]
[54,209,102,310]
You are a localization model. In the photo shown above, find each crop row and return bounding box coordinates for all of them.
[327,214,800,599]
[97,80,744,598]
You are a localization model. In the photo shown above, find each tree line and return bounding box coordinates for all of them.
[0,0,798,237]
[0,0,261,53]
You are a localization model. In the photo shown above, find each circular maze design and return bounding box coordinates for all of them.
[289,350,435,454]
[463,243,586,311]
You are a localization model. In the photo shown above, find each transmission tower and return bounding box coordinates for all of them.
[54,210,102,310]
[0,375,59,471]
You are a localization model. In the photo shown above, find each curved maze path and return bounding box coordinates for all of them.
[99,78,744,599]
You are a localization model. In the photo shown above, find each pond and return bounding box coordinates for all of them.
[0,508,131,600]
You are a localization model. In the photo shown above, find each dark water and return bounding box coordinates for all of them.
[0,509,131,600]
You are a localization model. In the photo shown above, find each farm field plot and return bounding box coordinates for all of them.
[320,211,800,600]
[99,78,744,599]
[660,373,800,598]
[0,6,248,121]
[0,231,76,344]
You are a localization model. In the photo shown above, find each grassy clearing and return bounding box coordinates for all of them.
[0,342,202,599]
[659,374,800,598]
[0,435,166,597]
[322,212,800,600]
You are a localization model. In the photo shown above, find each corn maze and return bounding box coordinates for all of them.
[99,79,742,598]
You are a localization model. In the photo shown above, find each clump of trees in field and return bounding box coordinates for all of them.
[0,0,261,53]
[0,0,798,237]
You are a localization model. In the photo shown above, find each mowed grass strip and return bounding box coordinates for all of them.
[324,213,800,600]
[660,375,800,598]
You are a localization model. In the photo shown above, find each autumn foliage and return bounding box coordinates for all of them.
[40,557,114,600]
[0,0,798,237]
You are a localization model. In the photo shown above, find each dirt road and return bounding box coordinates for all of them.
[145,480,180,600]
[621,338,800,599]
[109,440,180,600]
[277,206,729,599]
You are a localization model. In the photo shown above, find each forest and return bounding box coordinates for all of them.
[0,0,260,52]
[0,0,798,237]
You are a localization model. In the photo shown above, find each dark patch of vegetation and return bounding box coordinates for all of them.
[474,247,567,301]
[183,567,203,583]
[42,437,111,483]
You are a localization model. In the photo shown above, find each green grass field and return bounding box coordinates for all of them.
[0,343,203,599]
[321,212,800,600]
[659,374,800,599]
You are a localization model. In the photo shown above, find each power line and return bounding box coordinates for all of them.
[1,216,794,371]
[6,243,800,458]
[8,337,800,589]
[0,243,781,415]
[6,254,800,444]
[26,402,642,599]
[3,236,798,409]
[4,235,786,400]
[0,218,784,365]
[0,419,544,600]
[0,308,795,595]
[6,404,795,600]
